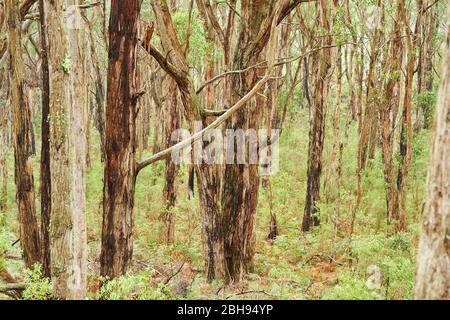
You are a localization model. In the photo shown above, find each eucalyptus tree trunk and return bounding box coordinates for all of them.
[414,4,449,298]
[162,81,180,243]
[149,0,225,281]
[416,0,437,131]
[68,0,88,299]
[100,0,141,279]
[6,0,41,269]
[396,0,423,232]
[47,0,86,299]
[221,0,286,281]
[352,0,384,234]
[380,1,402,225]
[0,67,7,213]
[85,13,106,162]
[302,0,335,232]
[38,0,51,278]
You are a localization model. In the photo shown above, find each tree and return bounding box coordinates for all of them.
[47,0,86,299]
[221,0,282,280]
[0,66,7,212]
[68,0,88,298]
[38,0,51,279]
[6,0,41,269]
[142,0,312,283]
[414,2,449,300]
[302,0,335,231]
[100,0,142,279]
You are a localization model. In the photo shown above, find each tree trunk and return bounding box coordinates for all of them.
[162,82,180,243]
[38,0,51,278]
[414,4,449,298]
[353,0,384,234]
[396,0,423,232]
[380,1,402,225]
[6,0,41,269]
[100,0,141,279]
[0,67,7,213]
[86,13,106,162]
[149,0,225,282]
[47,0,86,299]
[302,0,334,232]
[68,0,88,299]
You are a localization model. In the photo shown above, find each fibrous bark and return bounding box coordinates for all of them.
[100,0,141,279]
[414,3,449,299]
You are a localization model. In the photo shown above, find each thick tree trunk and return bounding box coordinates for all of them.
[221,0,285,281]
[38,0,51,278]
[414,5,449,298]
[6,0,41,269]
[47,0,86,299]
[100,0,141,279]
[149,0,225,281]
[68,0,88,299]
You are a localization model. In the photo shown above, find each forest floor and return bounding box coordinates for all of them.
[1,110,431,300]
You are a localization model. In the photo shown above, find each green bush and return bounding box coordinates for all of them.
[22,264,52,300]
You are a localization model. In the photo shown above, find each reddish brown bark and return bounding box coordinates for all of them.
[38,0,51,278]
[380,1,402,225]
[302,0,334,232]
[162,81,180,243]
[100,0,141,279]
[6,0,41,268]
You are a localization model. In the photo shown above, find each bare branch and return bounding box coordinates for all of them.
[136,6,282,174]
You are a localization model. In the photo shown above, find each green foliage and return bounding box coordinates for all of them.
[323,232,415,300]
[98,271,170,300]
[322,271,381,300]
[62,55,72,74]
[22,264,52,300]
[172,10,215,64]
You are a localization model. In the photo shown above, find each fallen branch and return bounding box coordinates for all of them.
[163,262,186,285]
[225,290,272,299]
[0,283,26,292]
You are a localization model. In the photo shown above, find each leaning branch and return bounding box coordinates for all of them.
[136,63,275,173]
[136,6,282,174]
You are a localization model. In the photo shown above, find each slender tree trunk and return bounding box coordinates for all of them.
[6,0,41,269]
[302,0,334,232]
[380,1,402,225]
[416,0,437,131]
[352,0,384,235]
[86,14,106,162]
[162,81,179,243]
[0,67,7,213]
[396,0,423,232]
[38,0,51,278]
[414,4,449,298]
[100,0,141,279]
